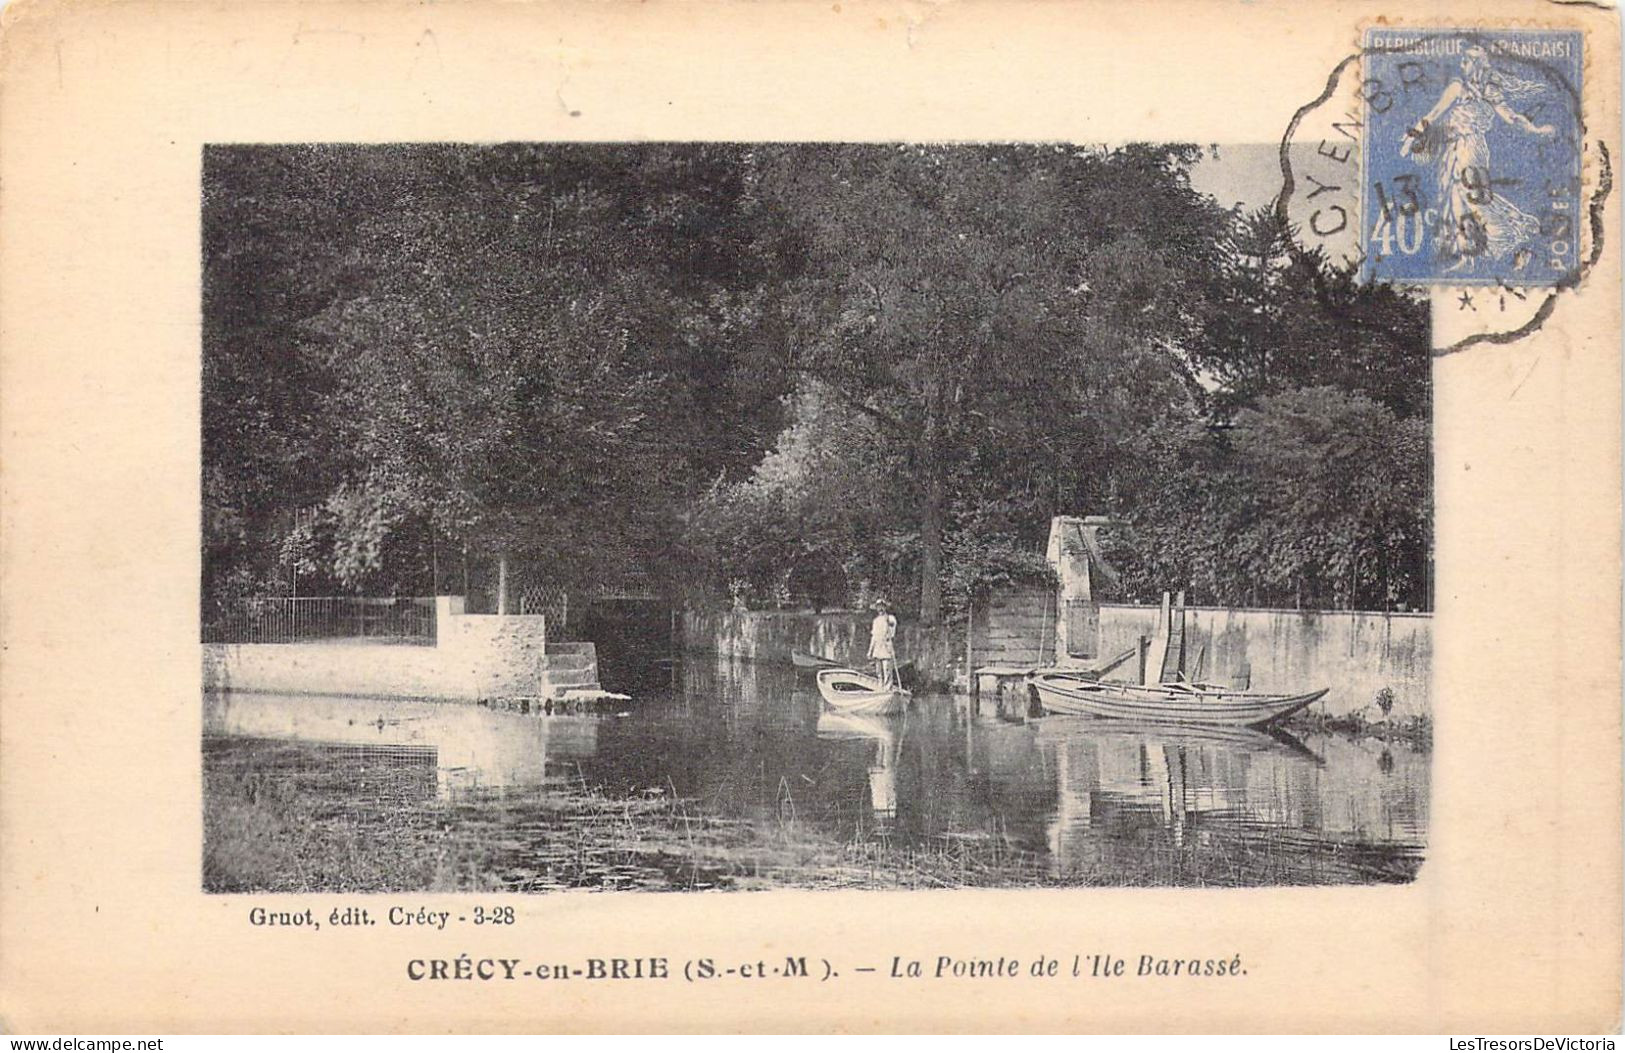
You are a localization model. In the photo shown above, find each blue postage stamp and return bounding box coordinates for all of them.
[1361,28,1583,285]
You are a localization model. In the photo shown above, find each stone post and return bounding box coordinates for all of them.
[1045,515,1122,667]
[433,595,466,647]
[1046,517,1091,666]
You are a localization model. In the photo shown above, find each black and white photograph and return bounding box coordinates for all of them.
[5,0,1623,1036]
[201,141,1433,893]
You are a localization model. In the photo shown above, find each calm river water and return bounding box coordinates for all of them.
[203,657,1428,890]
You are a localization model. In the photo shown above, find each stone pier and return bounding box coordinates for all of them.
[202,596,605,703]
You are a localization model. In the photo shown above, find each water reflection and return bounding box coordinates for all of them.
[815,710,902,830]
[203,692,597,799]
[1033,717,1426,882]
[204,655,1428,886]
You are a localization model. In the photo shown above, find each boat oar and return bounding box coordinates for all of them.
[793,649,842,670]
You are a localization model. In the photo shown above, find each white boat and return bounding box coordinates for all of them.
[814,668,910,715]
[1028,671,1326,729]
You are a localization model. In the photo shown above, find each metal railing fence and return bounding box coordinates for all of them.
[205,596,437,644]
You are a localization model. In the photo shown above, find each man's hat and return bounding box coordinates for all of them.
[871,597,890,611]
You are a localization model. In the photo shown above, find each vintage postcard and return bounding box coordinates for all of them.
[0,0,1619,1034]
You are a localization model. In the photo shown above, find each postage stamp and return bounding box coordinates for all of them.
[1360,28,1584,286]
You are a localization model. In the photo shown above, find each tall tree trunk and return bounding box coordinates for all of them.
[918,376,947,628]
[496,553,510,615]
[920,469,945,628]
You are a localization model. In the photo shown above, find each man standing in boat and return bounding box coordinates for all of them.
[868,597,899,689]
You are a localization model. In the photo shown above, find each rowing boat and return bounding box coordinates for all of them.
[815,668,910,715]
[1027,671,1326,728]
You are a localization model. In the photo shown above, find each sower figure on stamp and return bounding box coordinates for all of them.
[1401,45,1557,272]
[868,597,899,689]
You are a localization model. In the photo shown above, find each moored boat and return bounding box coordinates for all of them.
[815,667,910,715]
[1028,671,1326,729]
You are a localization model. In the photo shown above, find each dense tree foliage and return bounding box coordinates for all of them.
[204,144,796,615]
[1194,208,1430,418]
[203,143,1432,629]
[1105,388,1431,611]
[751,144,1227,624]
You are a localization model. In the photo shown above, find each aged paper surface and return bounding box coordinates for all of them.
[0,0,1620,1033]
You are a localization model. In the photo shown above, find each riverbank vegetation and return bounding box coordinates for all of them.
[1284,710,1434,751]
[205,144,1431,630]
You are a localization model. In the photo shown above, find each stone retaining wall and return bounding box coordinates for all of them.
[681,602,1431,721]
[681,610,960,685]
[203,597,598,701]
[1097,604,1432,721]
